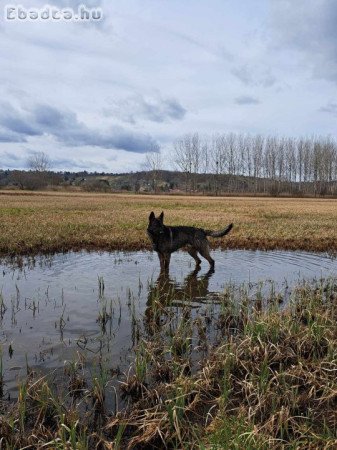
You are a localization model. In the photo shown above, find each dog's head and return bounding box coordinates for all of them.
[147,211,164,238]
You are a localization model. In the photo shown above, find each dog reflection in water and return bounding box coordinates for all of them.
[144,267,215,334]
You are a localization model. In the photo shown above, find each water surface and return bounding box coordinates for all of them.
[0,249,336,398]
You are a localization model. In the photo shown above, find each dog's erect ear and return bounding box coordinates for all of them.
[159,211,164,223]
[149,211,155,222]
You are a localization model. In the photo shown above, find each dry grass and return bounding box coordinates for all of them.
[1,278,337,448]
[105,279,337,449]
[0,191,337,256]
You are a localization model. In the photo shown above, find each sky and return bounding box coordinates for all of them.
[0,0,337,172]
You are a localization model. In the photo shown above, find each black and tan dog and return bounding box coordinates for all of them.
[147,211,233,272]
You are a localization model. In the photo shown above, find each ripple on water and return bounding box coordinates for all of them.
[0,249,336,397]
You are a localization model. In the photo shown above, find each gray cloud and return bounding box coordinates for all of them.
[231,65,276,87]
[2,151,21,161]
[319,102,337,116]
[1,1,337,172]
[0,128,26,143]
[235,95,260,105]
[104,95,187,124]
[0,148,117,172]
[271,0,337,83]
[0,151,26,169]
[168,29,234,62]
[52,156,109,171]
[0,102,158,153]
[231,66,252,85]
[0,103,40,137]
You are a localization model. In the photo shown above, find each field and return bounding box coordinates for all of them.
[1,191,337,255]
[1,191,337,449]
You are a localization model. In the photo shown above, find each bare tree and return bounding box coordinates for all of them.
[252,134,264,192]
[173,134,193,192]
[297,138,305,189]
[190,133,202,191]
[170,132,337,196]
[200,136,209,174]
[27,152,51,172]
[207,134,221,194]
[145,143,162,193]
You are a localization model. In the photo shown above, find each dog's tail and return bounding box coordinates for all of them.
[204,223,233,238]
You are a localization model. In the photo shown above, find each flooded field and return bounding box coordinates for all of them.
[0,249,336,402]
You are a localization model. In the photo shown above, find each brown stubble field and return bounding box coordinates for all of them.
[0,191,336,255]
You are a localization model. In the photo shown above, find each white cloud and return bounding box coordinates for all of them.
[0,0,336,171]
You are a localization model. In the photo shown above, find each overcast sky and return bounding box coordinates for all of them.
[1,0,337,172]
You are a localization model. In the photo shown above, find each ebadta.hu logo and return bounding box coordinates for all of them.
[4,4,103,21]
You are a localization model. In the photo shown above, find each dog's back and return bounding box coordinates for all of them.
[165,226,205,252]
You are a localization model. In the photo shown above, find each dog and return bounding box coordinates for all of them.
[147,211,233,272]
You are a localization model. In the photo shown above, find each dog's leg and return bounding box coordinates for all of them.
[198,242,215,269]
[187,247,201,267]
[158,252,165,272]
[163,253,171,271]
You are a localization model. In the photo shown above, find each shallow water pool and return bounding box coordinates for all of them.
[0,248,336,398]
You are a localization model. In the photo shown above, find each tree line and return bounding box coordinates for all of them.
[2,136,337,196]
[170,133,337,195]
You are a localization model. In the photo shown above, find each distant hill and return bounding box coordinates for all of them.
[0,168,336,197]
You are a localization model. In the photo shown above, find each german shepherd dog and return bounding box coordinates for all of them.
[147,211,233,272]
